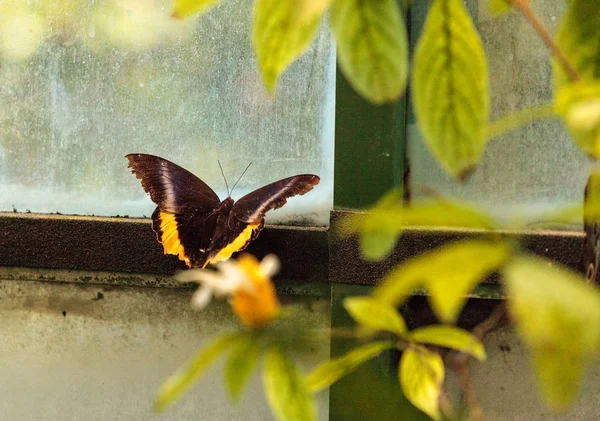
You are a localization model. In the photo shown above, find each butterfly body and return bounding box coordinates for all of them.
[126,154,319,268]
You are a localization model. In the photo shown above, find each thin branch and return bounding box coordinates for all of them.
[509,0,581,82]
[452,362,485,421]
[447,303,509,421]
[487,104,557,140]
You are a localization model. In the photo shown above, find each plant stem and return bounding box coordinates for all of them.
[509,0,580,82]
[448,304,509,421]
[452,361,485,421]
[487,104,557,140]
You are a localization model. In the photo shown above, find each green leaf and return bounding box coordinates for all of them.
[555,82,600,158]
[263,346,316,421]
[409,325,486,361]
[359,230,399,261]
[503,255,600,409]
[344,296,407,335]
[225,333,261,402]
[307,341,395,391]
[553,0,600,89]
[374,240,511,322]
[171,0,221,19]
[253,0,322,93]
[330,0,408,104]
[155,332,242,412]
[489,0,512,14]
[400,346,444,421]
[413,0,490,179]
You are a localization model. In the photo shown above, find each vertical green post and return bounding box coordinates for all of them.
[328,284,428,421]
[333,68,406,209]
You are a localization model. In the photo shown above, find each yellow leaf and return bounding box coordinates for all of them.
[171,0,221,19]
[489,0,512,14]
[555,82,600,158]
[400,346,444,421]
[409,325,486,360]
[330,0,408,104]
[307,341,395,391]
[374,240,511,322]
[344,296,407,335]
[253,0,322,93]
[503,255,600,409]
[294,0,332,24]
[413,0,490,179]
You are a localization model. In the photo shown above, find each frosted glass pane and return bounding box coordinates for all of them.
[408,0,590,223]
[0,0,335,225]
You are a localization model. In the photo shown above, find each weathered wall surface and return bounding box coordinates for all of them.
[448,326,600,421]
[0,279,330,421]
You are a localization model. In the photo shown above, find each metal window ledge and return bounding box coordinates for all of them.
[0,211,586,293]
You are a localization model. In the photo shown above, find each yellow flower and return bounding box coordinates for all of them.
[176,253,281,328]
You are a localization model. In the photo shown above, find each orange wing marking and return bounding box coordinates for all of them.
[203,223,261,268]
[158,211,191,267]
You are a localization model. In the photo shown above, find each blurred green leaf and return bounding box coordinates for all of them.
[339,190,496,236]
[307,341,395,391]
[330,0,408,104]
[490,0,512,14]
[374,240,511,322]
[409,325,486,360]
[253,0,322,93]
[584,170,600,224]
[171,0,221,19]
[400,346,444,421]
[338,192,497,262]
[344,296,407,335]
[263,345,316,421]
[225,333,261,402]
[553,0,600,89]
[555,82,600,158]
[412,0,490,180]
[294,0,332,24]
[503,255,600,409]
[155,332,242,412]
[359,230,399,261]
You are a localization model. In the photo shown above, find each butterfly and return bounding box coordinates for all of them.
[126,153,320,268]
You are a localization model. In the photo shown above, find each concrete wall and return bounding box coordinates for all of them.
[3,274,600,421]
[0,277,330,421]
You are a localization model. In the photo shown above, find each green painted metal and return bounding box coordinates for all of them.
[333,69,406,209]
[329,284,429,421]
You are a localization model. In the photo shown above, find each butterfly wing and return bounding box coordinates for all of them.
[152,208,219,268]
[126,153,220,214]
[202,174,320,267]
[202,215,264,267]
[231,174,320,223]
[126,154,222,267]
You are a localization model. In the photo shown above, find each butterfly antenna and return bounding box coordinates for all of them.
[218,160,230,197]
[230,162,253,196]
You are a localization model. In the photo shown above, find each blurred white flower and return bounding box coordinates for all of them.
[176,253,281,327]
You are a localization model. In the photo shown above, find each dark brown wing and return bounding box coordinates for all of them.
[151,207,218,268]
[232,174,320,223]
[202,214,265,268]
[126,153,220,214]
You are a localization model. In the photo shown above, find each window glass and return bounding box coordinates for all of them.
[0,0,335,225]
[407,0,588,223]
